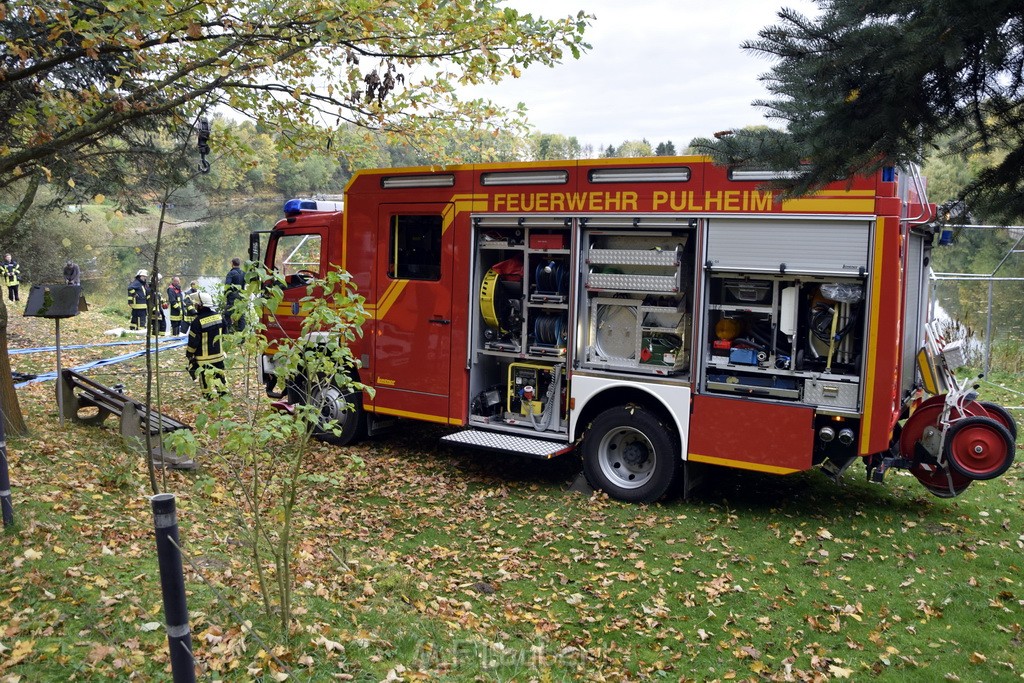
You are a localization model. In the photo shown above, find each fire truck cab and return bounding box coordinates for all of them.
[257,157,1016,503]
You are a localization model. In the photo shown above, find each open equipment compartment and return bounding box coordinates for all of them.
[699,216,871,412]
[467,216,570,435]
[580,225,695,377]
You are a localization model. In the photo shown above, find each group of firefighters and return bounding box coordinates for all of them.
[127,258,246,397]
[1,250,234,397]
[127,270,199,335]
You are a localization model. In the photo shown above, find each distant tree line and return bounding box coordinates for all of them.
[188,121,691,198]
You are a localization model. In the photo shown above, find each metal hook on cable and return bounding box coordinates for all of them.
[197,117,211,173]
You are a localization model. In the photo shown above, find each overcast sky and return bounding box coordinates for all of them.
[468,0,820,152]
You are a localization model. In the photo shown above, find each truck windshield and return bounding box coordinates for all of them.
[273,233,322,288]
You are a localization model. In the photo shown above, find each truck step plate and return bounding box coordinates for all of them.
[441,430,574,460]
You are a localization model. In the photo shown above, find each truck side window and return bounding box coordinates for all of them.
[273,234,322,288]
[390,215,442,281]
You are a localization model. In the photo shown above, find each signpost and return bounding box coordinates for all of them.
[23,284,86,428]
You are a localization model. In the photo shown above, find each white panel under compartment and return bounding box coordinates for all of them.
[569,374,691,457]
[706,218,871,275]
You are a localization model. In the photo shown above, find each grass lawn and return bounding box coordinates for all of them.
[1,308,1022,682]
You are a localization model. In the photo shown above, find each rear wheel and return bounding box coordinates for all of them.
[582,405,679,503]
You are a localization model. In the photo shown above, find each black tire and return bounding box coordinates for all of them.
[943,416,1014,481]
[582,405,679,503]
[310,381,366,446]
[978,401,1018,442]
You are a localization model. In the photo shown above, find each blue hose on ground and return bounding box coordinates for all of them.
[14,337,189,388]
[9,337,186,355]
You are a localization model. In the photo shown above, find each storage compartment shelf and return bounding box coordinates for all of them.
[587,354,686,375]
[709,303,773,314]
[587,272,679,292]
[478,242,524,250]
[707,372,801,400]
[587,248,679,267]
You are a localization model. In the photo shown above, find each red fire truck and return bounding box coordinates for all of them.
[254,157,1017,503]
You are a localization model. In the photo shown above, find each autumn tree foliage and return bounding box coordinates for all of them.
[692,1,1024,223]
[0,0,590,432]
[1,0,588,206]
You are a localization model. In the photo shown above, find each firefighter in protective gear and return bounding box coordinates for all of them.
[128,269,149,330]
[183,280,199,326]
[167,276,186,335]
[148,273,167,337]
[224,256,246,332]
[186,291,227,397]
[3,253,20,302]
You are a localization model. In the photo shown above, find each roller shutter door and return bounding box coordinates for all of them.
[706,218,871,276]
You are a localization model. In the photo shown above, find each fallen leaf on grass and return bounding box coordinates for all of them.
[0,640,34,671]
[87,643,115,664]
[829,664,854,679]
[313,636,345,653]
[738,645,761,660]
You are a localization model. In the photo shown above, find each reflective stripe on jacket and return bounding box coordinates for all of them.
[186,312,226,363]
[128,278,148,310]
[183,289,198,318]
[3,262,20,286]
[167,285,184,321]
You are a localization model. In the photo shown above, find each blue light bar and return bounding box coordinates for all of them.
[283,198,312,216]
[283,198,344,216]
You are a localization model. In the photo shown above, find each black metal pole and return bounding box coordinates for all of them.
[56,318,65,428]
[0,413,14,528]
[151,493,195,682]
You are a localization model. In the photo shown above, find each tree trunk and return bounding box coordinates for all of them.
[0,296,28,436]
[0,175,37,436]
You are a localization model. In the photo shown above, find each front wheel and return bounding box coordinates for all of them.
[310,381,366,446]
[582,405,679,503]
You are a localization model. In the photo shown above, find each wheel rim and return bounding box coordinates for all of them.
[313,384,352,429]
[597,426,656,490]
[947,420,1011,479]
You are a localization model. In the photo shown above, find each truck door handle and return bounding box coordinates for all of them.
[429,317,451,325]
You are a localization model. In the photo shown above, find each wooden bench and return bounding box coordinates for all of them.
[59,369,195,468]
